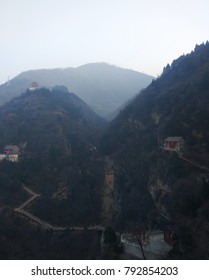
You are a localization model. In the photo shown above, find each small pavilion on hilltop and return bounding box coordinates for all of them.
[29,81,39,91]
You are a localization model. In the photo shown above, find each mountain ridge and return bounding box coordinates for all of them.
[1,43,209,259]
[0,63,154,118]
[102,42,209,258]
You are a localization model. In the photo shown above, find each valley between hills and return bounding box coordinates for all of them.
[0,43,209,259]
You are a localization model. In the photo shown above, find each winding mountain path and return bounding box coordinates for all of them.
[14,185,104,231]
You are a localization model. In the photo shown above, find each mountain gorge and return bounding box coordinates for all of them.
[0,43,209,259]
[0,63,153,118]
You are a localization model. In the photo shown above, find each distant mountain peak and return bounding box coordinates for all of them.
[0,63,154,118]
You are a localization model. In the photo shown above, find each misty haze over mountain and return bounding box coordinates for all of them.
[0,63,153,118]
[1,42,209,260]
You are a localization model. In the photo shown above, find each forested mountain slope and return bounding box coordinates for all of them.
[102,42,209,259]
[0,63,153,118]
[0,86,105,259]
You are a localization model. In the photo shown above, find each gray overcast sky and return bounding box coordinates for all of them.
[0,0,209,84]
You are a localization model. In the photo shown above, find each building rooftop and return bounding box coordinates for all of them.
[164,136,183,142]
[29,81,39,91]
[4,145,19,154]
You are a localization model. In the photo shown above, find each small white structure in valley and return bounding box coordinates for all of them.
[0,154,6,161]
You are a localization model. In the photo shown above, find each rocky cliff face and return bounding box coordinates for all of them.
[101,157,121,226]
[102,42,209,258]
[1,43,209,259]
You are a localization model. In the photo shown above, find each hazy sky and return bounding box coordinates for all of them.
[0,0,209,84]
